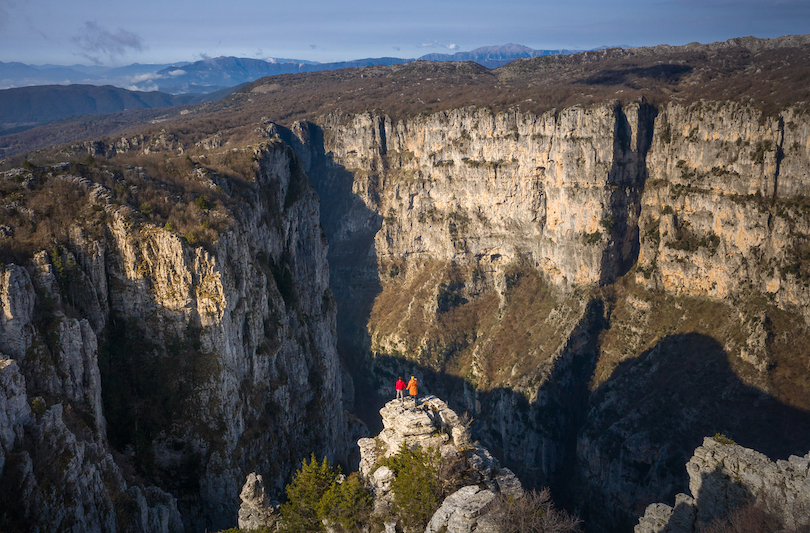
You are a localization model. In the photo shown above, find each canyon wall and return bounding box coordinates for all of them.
[280,100,810,529]
[0,140,349,532]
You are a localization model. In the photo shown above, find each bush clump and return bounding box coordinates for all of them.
[486,488,581,533]
[375,442,467,532]
[279,454,372,533]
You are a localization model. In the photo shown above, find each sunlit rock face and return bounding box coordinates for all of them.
[0,141,348,532]
[279,100,810,530]
[636,436,810,533]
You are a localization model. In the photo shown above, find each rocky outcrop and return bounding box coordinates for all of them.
[358,396,523,533]
[425,485,498,533]
[237,473,280,530]
[636,436,810,532]
[0,140,349,531]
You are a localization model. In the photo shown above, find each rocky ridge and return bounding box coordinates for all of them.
[238,395,524,533]
[363,397,524,533]
[635,436,810,532]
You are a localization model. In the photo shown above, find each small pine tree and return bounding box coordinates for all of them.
[317,472,372,532]
[379,443,442,532]
[280,454,339,532]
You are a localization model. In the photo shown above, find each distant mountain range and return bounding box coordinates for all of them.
[0,43,588,138]
[418,44,581,68]
[1,44,585,95]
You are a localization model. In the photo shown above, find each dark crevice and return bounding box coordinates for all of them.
[599,101,658,285]
[771,116,785,207]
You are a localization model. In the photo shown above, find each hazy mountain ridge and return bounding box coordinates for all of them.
[1,43,582,94]
[3,33,809,161]
[0,84,201,129]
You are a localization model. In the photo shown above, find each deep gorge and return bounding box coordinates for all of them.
[1,69,810,531]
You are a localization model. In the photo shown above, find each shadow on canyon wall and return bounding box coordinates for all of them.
[276,121,810,532]
[574,332,810,531]
[600,101,657,285]
[578,64,694,88]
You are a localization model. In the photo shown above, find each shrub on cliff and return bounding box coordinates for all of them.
[377,443,443,532]
[485,488,581,533]
[698,495,810,533]
[317,472,372,532]
[279,455,372,533]
[280,454,338,531]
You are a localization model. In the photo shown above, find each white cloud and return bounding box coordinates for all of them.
[417,40,461,51]
[126,82,159,92]
[129,72,162,83]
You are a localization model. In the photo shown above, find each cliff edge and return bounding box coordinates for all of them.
[636,436,810,532]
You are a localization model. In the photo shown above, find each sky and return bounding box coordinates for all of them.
[1,0,808,66]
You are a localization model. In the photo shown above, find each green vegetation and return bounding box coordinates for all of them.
[584,230,602,244]
[194,195,212,211]
[30,397,46,418]
[665,223,721,254]
[279,454,371,533]
[712,433,735,445]
[750,140,774,165]
[376,444,441,531]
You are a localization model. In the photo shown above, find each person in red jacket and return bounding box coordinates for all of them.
[407,376,419,407]
[396,377,406,403]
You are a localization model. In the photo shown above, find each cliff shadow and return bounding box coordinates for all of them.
[600,101,657,285]
[273,122,386,424]
[577,331,810,531]
[359,298,608,490]
[576,64,693,88]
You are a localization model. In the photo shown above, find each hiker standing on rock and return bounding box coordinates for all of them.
[396,377,406,403]
[407,376,419,407]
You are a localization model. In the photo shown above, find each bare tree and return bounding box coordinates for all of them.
[486,488,581,533]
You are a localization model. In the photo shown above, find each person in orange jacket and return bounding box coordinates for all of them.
[407,376,419,407]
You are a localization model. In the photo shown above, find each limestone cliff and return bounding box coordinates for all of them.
[282,103,653,485]
[0,140,348,531]
[635,436,810,532]
[276,100,810,530]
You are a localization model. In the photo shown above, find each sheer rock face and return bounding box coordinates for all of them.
[280,100,810,530]
[0,140,348,532]
[316,103,653,288]
[638,102,810,322]
[635,437,810,533]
